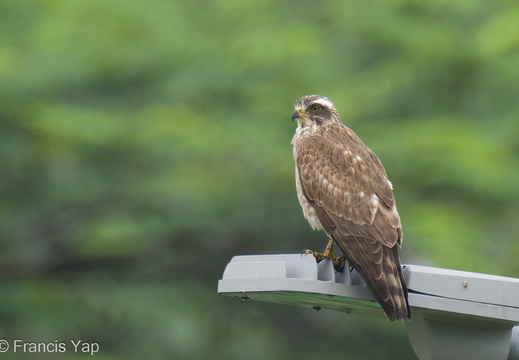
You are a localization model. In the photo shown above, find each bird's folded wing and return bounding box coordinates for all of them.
[296,130,401,248]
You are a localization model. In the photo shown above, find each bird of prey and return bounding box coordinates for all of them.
[291,95,410,321]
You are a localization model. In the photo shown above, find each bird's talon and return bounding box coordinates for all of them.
[302,249,325,262]
[333,255,346,272]
[303,249,345,272]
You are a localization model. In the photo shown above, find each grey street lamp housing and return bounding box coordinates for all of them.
[218,254,519,360]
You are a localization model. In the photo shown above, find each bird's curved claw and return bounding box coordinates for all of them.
[301,249,325,262]
[302,249,345,272]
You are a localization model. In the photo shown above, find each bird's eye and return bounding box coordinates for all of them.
[310,105,321,112]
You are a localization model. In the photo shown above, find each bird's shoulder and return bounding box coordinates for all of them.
[294,122,385,180]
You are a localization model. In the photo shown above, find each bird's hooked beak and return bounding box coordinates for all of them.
[292,107,303,122]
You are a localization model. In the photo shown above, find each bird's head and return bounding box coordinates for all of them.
[292,95,339,127]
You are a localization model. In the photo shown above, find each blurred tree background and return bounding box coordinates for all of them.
[1,0,519,359]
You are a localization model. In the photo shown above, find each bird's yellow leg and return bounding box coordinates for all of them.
[303,237,345,270]
[322,237,335,258]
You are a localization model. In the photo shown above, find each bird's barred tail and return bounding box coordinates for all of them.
[337,236,411,321]
[379,246,410,321]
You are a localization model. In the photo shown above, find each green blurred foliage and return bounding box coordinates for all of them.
[1,0,518,359]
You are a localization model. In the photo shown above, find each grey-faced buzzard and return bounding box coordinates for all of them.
[291,95,410,321]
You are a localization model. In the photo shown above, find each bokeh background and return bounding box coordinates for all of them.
[1,1,519,359]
